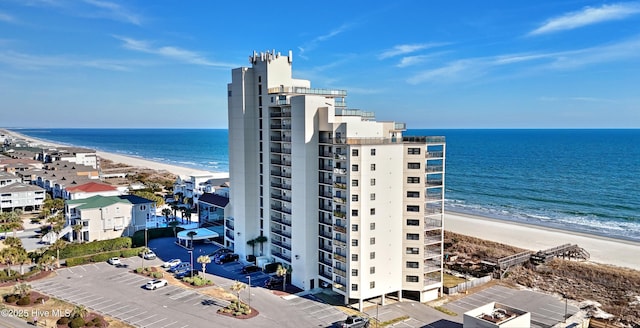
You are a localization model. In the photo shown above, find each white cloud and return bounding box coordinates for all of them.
[379,43,446,59]
[407,60,476,84]
[0,50,134,71]
[115,36,236,68]
[529,3,640,36]
[298,23,352,59]
[397,55,429,68]
[83,0,142,25]
[0,12,16,23]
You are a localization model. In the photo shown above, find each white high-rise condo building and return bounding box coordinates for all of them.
[227,50,446,308]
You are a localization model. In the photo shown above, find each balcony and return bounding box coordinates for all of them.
[426,151,444,158]
[225,230,235,241]
[320,271,333,280]
[267,86,347,96]
[333,224,346,234]
[426,179,443,187]
[333,253,347,263]
[272,205,292,214]
[320,243,333,253]
[272,251,291,262]
[334,267,347,278]
[271,215,292,226]
[424,272,442,286]
[271,159,292,166]
[424,232,441,244]
[424,246,441,258]
[319,190,333,198]
[271,193,292,202]
[333,210,346,218]
[334,154,346,160]
[319,203,333,212]
[319,178,333,185]
[333,168,346,175]
[270,124,292,130]
[333,182,347,190]
[271,227,292,238]
[319,257,333,266]
[424,260,442,273]
[272,239,292,251]
[333,281,346,292]
[270,147,292,154]
[426,193,443,201]
[319,164,333,172]
[333,196,346,204]
[270,111,292,117]
[334,239,346,248]
[271,182,292,190]
[425,206,443,215]
[319,216,333,225]
[225,220,234,230]
[426,166,444,173]
[270,135,292,142]
[424,218,442,229]
[319,230,333,239]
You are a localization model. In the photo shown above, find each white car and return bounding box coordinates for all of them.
[142,250,157,260]
[145,279,168,290]
[162,259,181,268]
[107,257,122,265]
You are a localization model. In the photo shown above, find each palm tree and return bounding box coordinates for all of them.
[184,208,193,224]
[186,231,197,249]
[254,235,268,255]
[72,224,82,243]
[15,248,30,275]
[49,239,66,268]
[276,264,288,291]
[12,282,31,297]
[247,238,256,256]
[197,255,211,275]
[161,208,172,223]
[3,236,22,248]
[70,305,88,319]
[0,247,18,274]
[230,281,247,303]
[168,220,180,237]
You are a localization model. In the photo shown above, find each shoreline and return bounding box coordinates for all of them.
[445,211,640,270]
[3,128,637,270]
[2,128,227,179]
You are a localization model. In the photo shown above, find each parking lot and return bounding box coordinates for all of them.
[444,285,578,328]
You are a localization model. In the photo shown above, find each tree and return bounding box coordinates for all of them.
[276,264,288,291]
[0,247,18,274]
[72,224,82,243]
[184,208,193,224]
[254,235,268,255]
[230,281,247,303]
[247,239,257,256]
[3,236,23,248]
[168,220,180,237]
[186,231,197,249]
[15,248,30,275]
[161,208,172,222]
[13,282,31,297]
[49,239,66,268]
[197,255,211,275]
[70,305,88,319]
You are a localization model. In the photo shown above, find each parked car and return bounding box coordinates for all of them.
[209,248,232,259]
[141,250,157,260]
[337,315,370,328]
[264,275,285,289]
[174,269,199,279]
[241,265,261,274]
[107,257,122,266]
[162,259,181,268]
[145,279,168,290]
[214,253,239,264]
[168,262,191,274]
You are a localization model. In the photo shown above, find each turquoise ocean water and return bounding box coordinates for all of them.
[13,128,640,242]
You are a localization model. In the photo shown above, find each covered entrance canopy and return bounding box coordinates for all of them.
[176,228,219,249]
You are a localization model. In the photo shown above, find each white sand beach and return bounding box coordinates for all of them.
[445,211,640,270]
[2,128,226,179]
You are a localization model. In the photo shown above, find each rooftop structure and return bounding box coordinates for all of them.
[463,302,531,328]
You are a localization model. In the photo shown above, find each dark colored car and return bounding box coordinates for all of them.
[264,275,285,289]
[241,265,261,274]
[174,269,200,279]
[214,253,239,264]
[337,315,370,328]
[168,262,191,274]
[209,248,232,258]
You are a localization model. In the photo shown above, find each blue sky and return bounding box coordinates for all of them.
[1,1,640,128]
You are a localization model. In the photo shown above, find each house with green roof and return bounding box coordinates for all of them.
[65,194,155,242]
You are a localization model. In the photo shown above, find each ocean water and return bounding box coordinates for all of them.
[14,128,640,242]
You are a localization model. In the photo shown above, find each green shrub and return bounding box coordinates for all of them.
[85,321,94,327]
[151,272,163,278]
[44,237,133,260]
[4,295,18,303]
[68,317,85,328]
[64,246,145,267]
[16,296,31,306]
[57,317,70,325]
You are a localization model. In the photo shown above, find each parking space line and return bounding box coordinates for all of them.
[116,307,140,318]
[146,317,168,326]
[81,296,104,304]
[88,298,114,308]
[131,313,156,325]
[159,321,178,328]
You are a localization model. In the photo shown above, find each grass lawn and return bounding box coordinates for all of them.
[443,273,466,288]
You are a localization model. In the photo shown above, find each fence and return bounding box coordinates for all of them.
[443,275,492,295]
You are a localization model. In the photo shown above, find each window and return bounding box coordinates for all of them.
[407,177,420,184]
[258,76,262,82]
[352,149,359,156]
[352,254,358,261]
[352,194,359,202]
[407,191,420,198]
[228,90,232,97]
[370,208,375,215]
[351,164,359,172]
[370,252,375,259]
[352,269,358,276]
[352,209,359,216]
[352,224,359,231]
[352,180,359,187]
[406,275,419,282]
[370,193,375,200]
[408,148,421,155]
[408,162,421,169]
[370,238,375,245]
[371,164,376,171]
[370,178,376,186]
[370,222,375,230]
[352,239,358,246]
[406,233,420,240]
[370,281,375,289]
[258,84,262,95]
[351,284,358,291]
[371,149,376,156]
[370,267,375,274]
[406,205,420,212]
[406,261,419,268]
[406,247,419,254]
[406,219,420,226]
